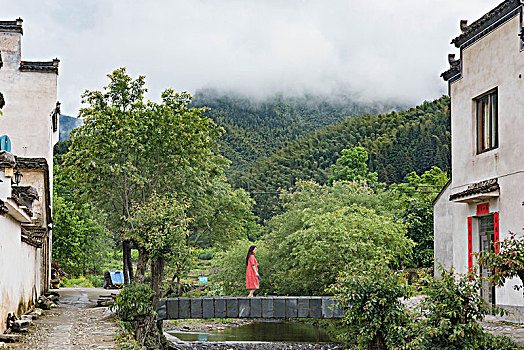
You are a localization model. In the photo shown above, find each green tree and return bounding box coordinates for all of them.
[64,68,241,282]
[52,161,112,276]
[213,180,413,296]
[392,166,449,267]
[329,146,378,185]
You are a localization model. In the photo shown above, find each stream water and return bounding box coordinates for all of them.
[168,321,334,343]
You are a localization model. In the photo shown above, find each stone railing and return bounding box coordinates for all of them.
[157,296,344,320]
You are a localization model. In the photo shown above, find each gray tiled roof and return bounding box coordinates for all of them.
[0,19,23,34]
[19,60,59,74]
[451,0,523,48]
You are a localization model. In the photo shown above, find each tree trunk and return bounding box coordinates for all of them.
[122,240,134,284]
[135,245,148,283]
[151,256,165,310]
[126,241,134,282]
[122,241,129,285]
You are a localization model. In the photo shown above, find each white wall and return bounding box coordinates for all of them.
[436,13,524,309]
[0,172,41,332]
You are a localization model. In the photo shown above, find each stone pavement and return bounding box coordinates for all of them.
[481,315,524,346]
[9,287,118,350]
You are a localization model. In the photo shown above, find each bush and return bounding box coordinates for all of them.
[413,267,516,350]
[331,261,415,350]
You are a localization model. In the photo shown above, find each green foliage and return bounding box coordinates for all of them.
[392,166,450,268]
[125,193,191,261]
[53,161,113,276]
[211,239,261,295]
[59,276,95,288]
[331,261,415,349]
[414,267,509,350]
[213,181,413,296]
[330,265,521,350]
[329,146,378,185]
[192,89,405,183]
[114,283,156,324]
[235,96,450,221]
[65,68,227,239]
[476,232,524,291]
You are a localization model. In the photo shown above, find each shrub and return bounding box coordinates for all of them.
[330,261,415,350]
[476,232,524,293]
[113,283,164,348]
[413,267,513,350]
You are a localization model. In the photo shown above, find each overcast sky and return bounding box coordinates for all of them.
[4,0,500,115]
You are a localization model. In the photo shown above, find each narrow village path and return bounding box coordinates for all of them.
[10,287,118,350]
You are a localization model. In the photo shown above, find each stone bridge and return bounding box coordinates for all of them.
[157,296,343,320]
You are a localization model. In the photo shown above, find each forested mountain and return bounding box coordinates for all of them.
[59,114,83,141]
[192,89,405,181]
[233,96,451,221]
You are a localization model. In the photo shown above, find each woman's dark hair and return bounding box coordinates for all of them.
[246,245,257,266]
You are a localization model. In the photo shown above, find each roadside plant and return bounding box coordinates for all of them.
[330,261,415,350]
[476,232,524,292]
[113,283,163,348]
[413,266,510,350]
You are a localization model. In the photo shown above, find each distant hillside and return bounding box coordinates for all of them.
[192,89,406,181]
[234,96,451,221]
[59,114,83,141]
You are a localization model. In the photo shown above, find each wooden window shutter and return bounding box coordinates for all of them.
[468,217,473,273]
[494,212,499,253]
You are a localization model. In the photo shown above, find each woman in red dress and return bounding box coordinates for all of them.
[245,245,259,297]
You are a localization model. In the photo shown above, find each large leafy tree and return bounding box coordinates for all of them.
[214,181,413,296]
[329,146,378,185]
[64,68,250,282]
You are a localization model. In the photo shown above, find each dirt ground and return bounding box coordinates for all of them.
[8,287,118,350]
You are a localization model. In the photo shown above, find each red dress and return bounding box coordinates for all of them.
[246,255,259,290]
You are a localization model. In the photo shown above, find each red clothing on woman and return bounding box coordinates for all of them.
[246,254,259,290]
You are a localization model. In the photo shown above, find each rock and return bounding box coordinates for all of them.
[13,319,33,331]
[21,314,34,321]
[37,296,52,310]
[0,334,21,343]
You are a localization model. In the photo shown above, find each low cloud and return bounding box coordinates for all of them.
[3,0,499,114]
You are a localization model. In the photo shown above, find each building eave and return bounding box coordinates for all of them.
[451,0,523,48]
[19,60,59,75]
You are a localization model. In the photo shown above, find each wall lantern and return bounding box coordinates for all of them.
[13,169,23,186]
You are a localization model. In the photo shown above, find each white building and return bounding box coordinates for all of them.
[434,0,524,320]
[0,18,59,332]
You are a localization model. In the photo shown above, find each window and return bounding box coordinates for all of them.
[476,89,498,153]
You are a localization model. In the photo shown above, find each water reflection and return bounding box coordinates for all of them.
[169,321,333,343]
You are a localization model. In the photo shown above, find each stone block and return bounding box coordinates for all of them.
[250,298,262,318]
[214,297,226,318]
[226,298,238,318]
[262,298,273,318]
[274,297,285,318]
[167,298,178,319]
[297,297,309,318]
[322,297,334,318]
[191,298,203,319]
[178,298,190,319]
[309,297,322,318]
[21,315,34,321]
[285,298,298,318]
[0,334,20,343]
[13,319,32,329]
[203,298,214,319]
[157,299,167,321]
[238,298,250,318]
[333,302,344,318]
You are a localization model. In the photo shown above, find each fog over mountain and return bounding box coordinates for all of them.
[3,0,499,115]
